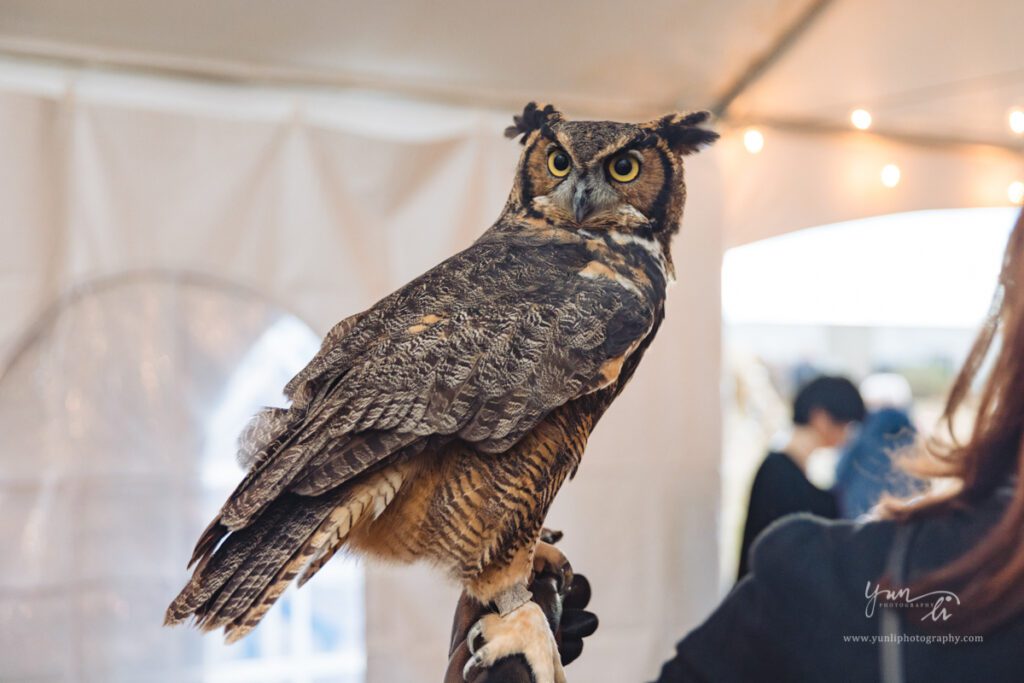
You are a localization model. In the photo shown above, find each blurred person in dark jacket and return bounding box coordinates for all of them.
[736,375,865,579]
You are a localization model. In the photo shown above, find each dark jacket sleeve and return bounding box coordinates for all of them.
[651,514,895,683]
[650,491,1024,683]
[653,518,808,682]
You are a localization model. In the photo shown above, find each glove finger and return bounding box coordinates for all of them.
[560,609,599,639]
[563,573,591,610]
[559,638,584,666]
[528,574,563,632]
[540,528,563,544]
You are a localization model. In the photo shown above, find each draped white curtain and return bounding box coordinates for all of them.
[0,272,369,683]
[0,60,724,683]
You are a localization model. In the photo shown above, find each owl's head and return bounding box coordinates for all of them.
[503,102,718,245]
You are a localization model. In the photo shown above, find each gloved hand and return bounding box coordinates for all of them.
[443,530,599,683]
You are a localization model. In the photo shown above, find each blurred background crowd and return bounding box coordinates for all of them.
[719,209,1010,586]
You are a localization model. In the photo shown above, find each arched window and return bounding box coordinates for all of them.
[0,272,365,683]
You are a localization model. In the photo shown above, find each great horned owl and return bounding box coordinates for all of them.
[166,103,717,681]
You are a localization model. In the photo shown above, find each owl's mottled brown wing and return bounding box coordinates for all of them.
[219,234,657,528]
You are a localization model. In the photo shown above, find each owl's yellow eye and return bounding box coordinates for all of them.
[547,149,571,178]
[608,154,640,183]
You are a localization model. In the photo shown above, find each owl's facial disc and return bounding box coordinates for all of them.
[544,154,646,226]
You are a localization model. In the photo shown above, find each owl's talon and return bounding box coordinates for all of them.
[462,602,566,683]
[462,651,484,681]
[467,621,484,654]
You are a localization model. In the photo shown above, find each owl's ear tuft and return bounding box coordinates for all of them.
[504,102,563,144]
[648,111,719,156]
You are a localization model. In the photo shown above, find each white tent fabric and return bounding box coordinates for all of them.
[1,0,1021,144]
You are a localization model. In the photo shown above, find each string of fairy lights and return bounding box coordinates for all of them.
[740,108,1024,204]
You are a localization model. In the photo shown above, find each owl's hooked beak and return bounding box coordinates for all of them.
[548,173,618,225]
[572,183,594,224]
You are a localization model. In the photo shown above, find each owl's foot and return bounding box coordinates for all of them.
[463,601,566,683]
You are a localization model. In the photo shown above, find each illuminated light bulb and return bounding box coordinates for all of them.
[1010,109,1024,135]
[1009,180,1024,205]
[743,128,764,154]
[850,109,872,130]
[880,163,901,188]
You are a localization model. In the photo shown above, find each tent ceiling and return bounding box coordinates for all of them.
[730,0,1024,147]
[0,0,1021,148]
[0,0,812,116]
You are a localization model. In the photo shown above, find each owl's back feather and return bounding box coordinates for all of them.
[215,237,653,526]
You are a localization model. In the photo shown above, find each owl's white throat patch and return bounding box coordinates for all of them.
[580,228,670,281]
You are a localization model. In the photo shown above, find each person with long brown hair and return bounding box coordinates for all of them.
[446,208,1024,683]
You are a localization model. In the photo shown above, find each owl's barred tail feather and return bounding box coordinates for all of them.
[298,469,403,587]
[163,492,338,639]
[165,472,403,642]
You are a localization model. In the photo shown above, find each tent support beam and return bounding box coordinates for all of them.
[710,0,837,119]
